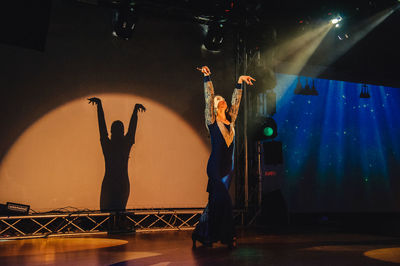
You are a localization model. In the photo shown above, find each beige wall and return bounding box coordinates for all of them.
[0,93,209,211]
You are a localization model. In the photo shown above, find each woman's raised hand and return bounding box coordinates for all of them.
[197,66,211,76]
[88,97,101,105]
[238,76,256,86]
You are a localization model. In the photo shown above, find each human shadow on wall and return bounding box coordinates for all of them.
[88,97,145,231]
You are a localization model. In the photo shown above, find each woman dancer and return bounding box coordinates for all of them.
[192,66,255,248]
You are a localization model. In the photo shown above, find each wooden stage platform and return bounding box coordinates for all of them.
[1,228,400,265]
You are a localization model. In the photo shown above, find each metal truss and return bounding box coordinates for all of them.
[0,209,245,239]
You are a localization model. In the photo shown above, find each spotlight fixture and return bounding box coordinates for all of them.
[255,117,278,141]
[337,33,350,41]
[204,22,224,51]
[360,84,371,98]
[331,16,342,24]
[294,77,318,96]
[112,0,138,40]
[254,117,283,165]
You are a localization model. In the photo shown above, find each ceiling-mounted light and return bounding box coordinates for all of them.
[112,0,138,40]
[360,84,371,98]
[203,22,224,51]
[331,16,342,24]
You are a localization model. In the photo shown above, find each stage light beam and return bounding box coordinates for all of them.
[274,22,333,80]
[315,7,396,76]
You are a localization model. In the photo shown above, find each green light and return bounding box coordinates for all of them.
[263,127,274,137]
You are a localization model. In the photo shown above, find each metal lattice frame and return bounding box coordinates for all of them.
[0,209,245,239]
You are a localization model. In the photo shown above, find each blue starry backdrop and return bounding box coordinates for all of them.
[271,73,400,212]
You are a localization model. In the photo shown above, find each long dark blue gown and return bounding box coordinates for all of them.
[192,76,242,245]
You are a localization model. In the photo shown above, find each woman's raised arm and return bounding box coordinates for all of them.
[197,66,215,126]
[229,76,255,124]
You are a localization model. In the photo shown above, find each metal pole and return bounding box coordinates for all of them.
[257,141,262,208]
[244,48,249,209]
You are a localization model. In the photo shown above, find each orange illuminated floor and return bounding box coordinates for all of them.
[1,229,400,265]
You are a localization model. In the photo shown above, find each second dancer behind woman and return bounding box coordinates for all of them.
[192,66,255,248]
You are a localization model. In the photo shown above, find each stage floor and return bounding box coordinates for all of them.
[1,228,400,265]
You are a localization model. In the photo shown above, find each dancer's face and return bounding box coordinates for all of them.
[218,100,227,113]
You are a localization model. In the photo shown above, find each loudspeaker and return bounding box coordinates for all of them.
[263,141,283,165]
[0,202,30,216]
[259,189,288,226]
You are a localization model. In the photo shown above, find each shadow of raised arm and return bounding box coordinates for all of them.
[88,97,108,140]
[126,103,146,145]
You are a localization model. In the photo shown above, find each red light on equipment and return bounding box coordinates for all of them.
[265,171,277,176]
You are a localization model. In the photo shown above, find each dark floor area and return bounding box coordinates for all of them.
[1,226,400,265]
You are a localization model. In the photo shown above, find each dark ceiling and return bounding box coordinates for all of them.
[1,0,399,87]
